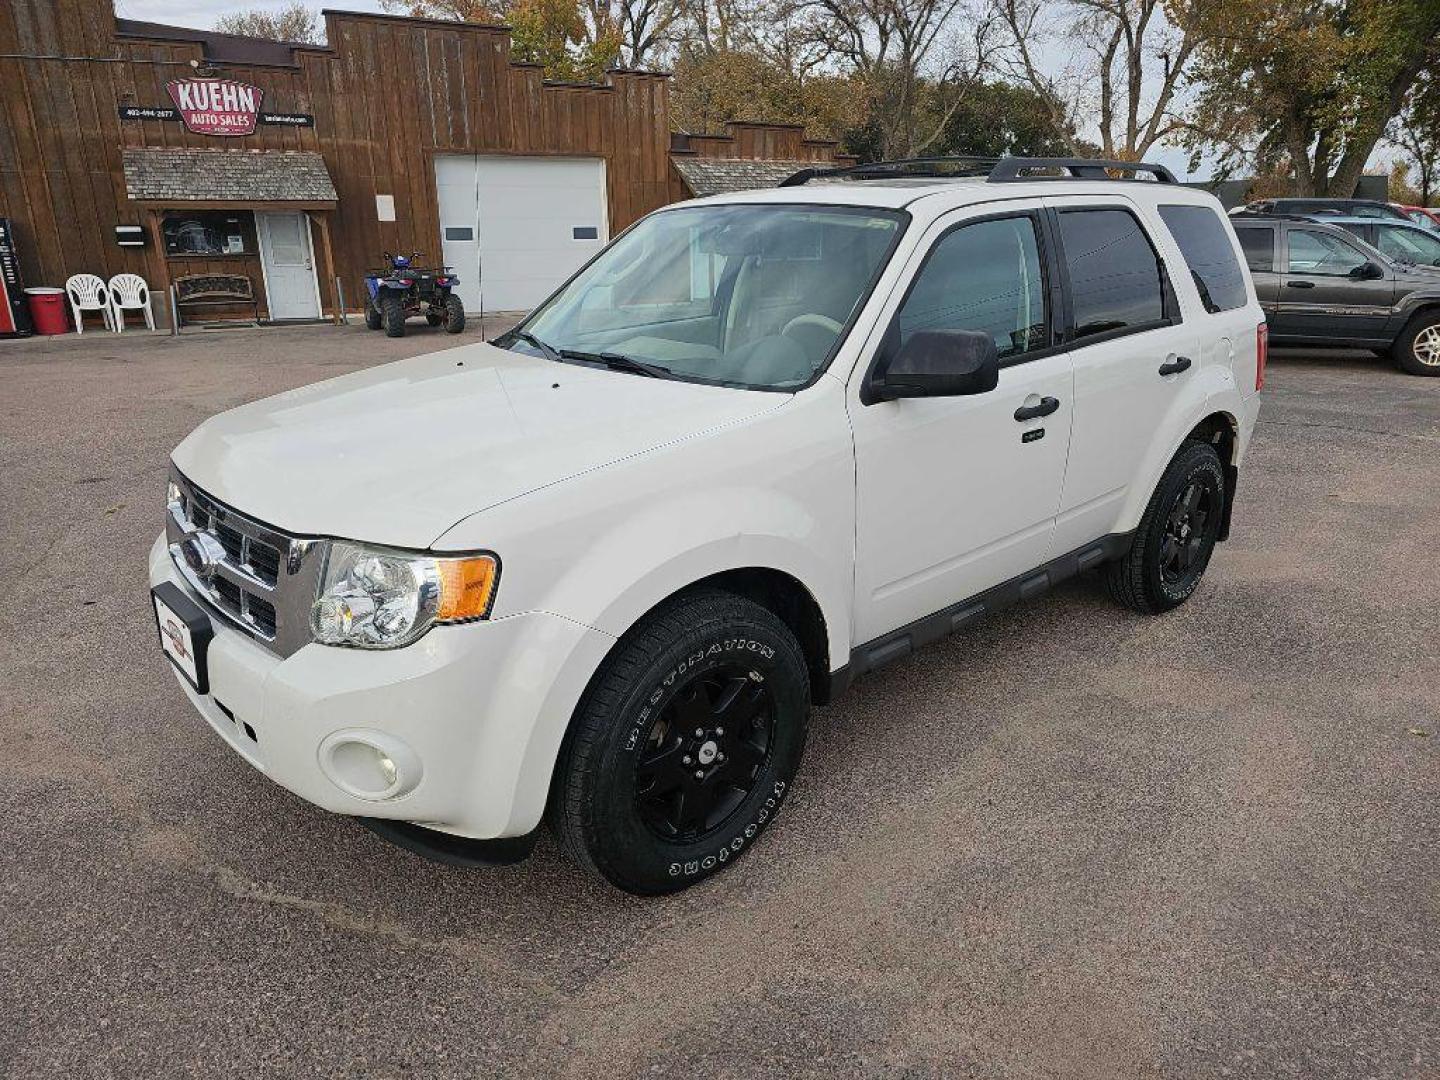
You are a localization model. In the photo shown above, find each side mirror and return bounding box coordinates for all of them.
[866,329,1000,403]
[1351,261,1385,280]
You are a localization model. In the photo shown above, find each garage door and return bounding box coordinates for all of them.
[434,155,608,313]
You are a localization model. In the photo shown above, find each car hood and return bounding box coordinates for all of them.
[172,341,787,548]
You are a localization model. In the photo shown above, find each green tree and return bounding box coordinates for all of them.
[214,2,323,44]
[935,79,1081,157]
[383,0,672,74]
[1182,0,1440,196]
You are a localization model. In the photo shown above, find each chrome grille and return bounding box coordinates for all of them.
[166,468,326,658]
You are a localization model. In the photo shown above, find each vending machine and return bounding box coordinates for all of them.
[0,217,33,337]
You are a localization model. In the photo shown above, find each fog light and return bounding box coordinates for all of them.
[318,730,422,801]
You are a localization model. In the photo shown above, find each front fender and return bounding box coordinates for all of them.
[1394,290,1440,323]
[435,381,856,673]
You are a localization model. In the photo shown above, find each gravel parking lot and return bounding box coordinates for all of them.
[1,325,1436,1078]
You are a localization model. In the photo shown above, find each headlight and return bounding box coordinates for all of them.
[311,541,499,649]
[166,479,182,508]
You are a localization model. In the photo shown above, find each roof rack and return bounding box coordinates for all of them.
[778,156,1000,187]
[987,157,1178,184]
[778,155,1178,187]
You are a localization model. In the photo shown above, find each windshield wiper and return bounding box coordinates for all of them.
[558,348,673,379]
[515,330,562,363]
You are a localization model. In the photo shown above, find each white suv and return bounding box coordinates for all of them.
[149,157,1264,894]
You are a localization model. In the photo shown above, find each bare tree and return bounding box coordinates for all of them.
[215,2,323,44]
[992,0,1198,160]
[782,0,999,158]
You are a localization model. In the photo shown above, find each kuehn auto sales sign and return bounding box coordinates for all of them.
[166,78,263,137]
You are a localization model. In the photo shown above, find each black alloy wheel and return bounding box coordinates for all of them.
[549,588,810,894]
[634,665,774,842]
[1158,478,1215,587]
[1107,440,1226,614]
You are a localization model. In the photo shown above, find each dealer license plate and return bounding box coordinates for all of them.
[152,582,213,694]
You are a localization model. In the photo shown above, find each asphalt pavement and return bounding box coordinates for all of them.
[1,325,1436,1078]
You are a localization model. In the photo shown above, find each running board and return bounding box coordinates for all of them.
[829,532,1134,698]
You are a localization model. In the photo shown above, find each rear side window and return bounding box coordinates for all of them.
[1056,208,1166,339]
[1158,204,1248,313]
[1235,227,1275,272]
[896,215,1048,359]
[1374,225,1440,266]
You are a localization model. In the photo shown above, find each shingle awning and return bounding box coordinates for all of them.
[123,147,338,206]
[671,157,816,197]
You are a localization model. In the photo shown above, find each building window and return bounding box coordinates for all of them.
[162,211,255,256]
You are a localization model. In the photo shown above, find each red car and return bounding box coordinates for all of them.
[1401,205,1440,231]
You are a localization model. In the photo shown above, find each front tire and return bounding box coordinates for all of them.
[1106,441,1226,614]
[381,292,406,338]
[1393,311,1440,376]
[442,294,465,334]
[549,589,811,895]
[364,299,383,330]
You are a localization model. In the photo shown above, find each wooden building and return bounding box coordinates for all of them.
[0,0,852,326]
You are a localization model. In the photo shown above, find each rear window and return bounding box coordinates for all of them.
[1235,227,1275,272]
[1056,208,1166,339]
[1158,204,1248,313]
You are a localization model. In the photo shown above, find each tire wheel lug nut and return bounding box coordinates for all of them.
[682,755,692,766]
[695,728,705,738]
[694,770,705,780]
[716,752,725,762]
[714,727,724,737]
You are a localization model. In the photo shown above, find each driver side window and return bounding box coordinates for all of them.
[896,215,1048,359]
[1287,229,1368,276]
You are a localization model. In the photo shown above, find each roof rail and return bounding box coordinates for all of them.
[778,154,1179,187]
[987,157,1178,184]
[778,156,1000,187]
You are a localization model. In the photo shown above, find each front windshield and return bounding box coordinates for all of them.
[507,203,906,390]
[1378,225,1440,266]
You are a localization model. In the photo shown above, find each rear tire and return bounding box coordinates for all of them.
[443,294,465,334]
[381,292,406,338]
[364,299,382,331]
[1393,310,1440,376]
[548,589,810,895]
[1106,441,1226,615]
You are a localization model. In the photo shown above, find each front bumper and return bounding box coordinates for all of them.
[148,534,615,839]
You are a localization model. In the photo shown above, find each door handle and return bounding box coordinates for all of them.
[1285,280,1315,289]
[1014,396,1060,422]
[1158,356,1192,377]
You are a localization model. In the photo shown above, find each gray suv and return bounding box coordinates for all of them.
[1232,216,1440,376]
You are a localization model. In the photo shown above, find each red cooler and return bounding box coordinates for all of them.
[25,287,68,335]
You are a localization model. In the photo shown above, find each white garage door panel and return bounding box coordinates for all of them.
[435,155,608,313]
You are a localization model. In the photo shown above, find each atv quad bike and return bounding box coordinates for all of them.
[364,252,465,338]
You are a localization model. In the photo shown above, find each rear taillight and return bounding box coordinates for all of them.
[1256,322,1268,391]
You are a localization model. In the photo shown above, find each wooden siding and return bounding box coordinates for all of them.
[0,2,672,321]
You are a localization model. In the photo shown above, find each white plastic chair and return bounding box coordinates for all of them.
[65,274,113,334]
[107,273,155,332]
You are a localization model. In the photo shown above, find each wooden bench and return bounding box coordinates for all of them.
[174,273,260,327]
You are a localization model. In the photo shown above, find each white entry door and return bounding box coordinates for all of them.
[435,155,608,313]
[256,211,321,320]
